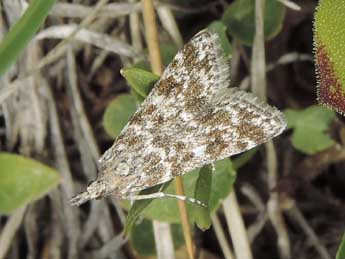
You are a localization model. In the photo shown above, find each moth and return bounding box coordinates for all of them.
[71,29,286,206]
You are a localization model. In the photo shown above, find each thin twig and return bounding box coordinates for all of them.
[142,0,192,258]
[251,0,291,258]
[223,190,253,259]
[211,213,235,259]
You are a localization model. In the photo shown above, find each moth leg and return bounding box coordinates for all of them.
[128,192,206,207]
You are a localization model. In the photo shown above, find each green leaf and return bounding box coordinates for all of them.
[139,169,200,223]
[222,0,286,46]
[284,105,336,154]
[138,159,236,224]
[0,0,56,76]
[130,219,155,256]
[0,152,60,214]
[208,21,233,58]
[130,88,145,103]
[314,0,345,114]
[208,159,236,212]
[193,165,212,230]
[102,94,137,138]
[130,219,185,256]
[121,68,160,98]
[336,233,345,259]
[132,44,179,71]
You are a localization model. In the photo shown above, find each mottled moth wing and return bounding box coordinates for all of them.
[98,29,286,197]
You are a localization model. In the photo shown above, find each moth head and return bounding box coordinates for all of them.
[87,179,110,198]
[70,179,110,206]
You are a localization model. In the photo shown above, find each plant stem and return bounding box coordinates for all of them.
[211,213,235,259]
[223,190,253,259]
[142,0,194,258]
[174,177,195,259]
[142,0,163,75]
[251,1,291,258]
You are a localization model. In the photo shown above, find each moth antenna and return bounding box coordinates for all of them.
[70,191,93,206]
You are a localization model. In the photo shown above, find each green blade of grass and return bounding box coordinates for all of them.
[0,0,56,77]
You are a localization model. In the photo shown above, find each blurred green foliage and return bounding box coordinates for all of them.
[222,0,286,45]
[0,0,56,76]
[285,105,336,154]
[0,153,59,214]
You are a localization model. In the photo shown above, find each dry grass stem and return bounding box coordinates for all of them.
[153,220,176,259]
[223,190,253,259]
[277,0,301,11]
[0,206,26,259]
[50,2,142,18]
[250,0,291,257]
[211,213,235,259]
[36,25,137,58]
[157,6,184,48]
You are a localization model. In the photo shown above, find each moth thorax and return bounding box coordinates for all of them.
[117,162,130,176]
